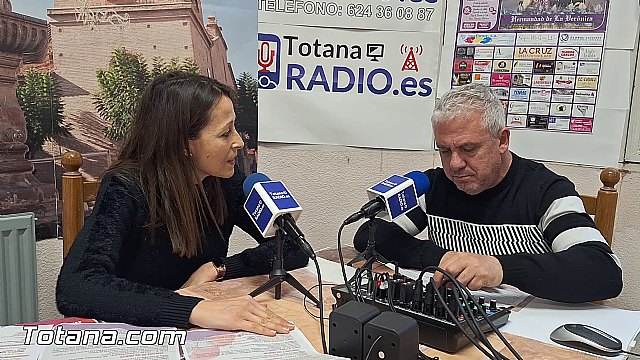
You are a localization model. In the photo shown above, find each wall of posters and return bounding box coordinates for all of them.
[258,0,445,150]
[452,0,609,134]
[440,0,638,166]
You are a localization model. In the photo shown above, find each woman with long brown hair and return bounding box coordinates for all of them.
[56,71,308,335]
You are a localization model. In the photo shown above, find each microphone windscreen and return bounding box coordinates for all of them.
[404,171,430,196]
[243,172,271,197]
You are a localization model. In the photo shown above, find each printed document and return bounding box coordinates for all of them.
[183,328,346,359]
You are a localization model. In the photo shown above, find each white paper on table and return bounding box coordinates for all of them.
[501,298,640,359]
[0,325,53,360]
[388,264,530,308]
[39,323,180,360]
[305,256,356,286]
[182,328,347,359]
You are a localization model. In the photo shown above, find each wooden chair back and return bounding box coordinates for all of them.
[61,150,100,258]
[579,168,621,246]
[59,153,620,252]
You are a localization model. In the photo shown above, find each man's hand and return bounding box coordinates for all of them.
[180,262,219,289]
[433,252,503,290]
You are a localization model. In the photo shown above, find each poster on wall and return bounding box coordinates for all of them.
[258,0,445,149]
[452,0,609,134]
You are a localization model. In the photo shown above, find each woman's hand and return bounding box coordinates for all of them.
[188,295,295,336]
[174,287,205,299]
[181,262,218,288]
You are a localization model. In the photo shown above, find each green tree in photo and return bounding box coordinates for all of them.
[150,56,168,79]
[151,56,200,78]
[16,70,68,159]
[94,48,150,142]
[181,57,200,74]
[95,48,200,142]
[235,72,258,149]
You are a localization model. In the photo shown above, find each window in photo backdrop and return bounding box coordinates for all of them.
[3,0,258,241]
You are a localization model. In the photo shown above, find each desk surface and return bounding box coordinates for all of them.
[184,256,604,360]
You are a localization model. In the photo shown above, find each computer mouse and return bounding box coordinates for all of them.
[550,323,622,357]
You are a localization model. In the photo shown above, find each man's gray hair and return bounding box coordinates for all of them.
[431,84,506,138]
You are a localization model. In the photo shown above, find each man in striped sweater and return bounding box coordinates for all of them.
[354,84,622,302]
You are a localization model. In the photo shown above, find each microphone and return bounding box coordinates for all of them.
[243,173,316,259]
[343,171,430,225]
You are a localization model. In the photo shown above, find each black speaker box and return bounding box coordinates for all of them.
[329,301,382,360]
[363,312,419,360]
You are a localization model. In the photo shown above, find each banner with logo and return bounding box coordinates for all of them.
[258,0,445,149]
[452,0,609,134]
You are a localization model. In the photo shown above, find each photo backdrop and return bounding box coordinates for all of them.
[2,0,258,239]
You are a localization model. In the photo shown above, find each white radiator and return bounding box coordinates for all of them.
[0,212,38,325]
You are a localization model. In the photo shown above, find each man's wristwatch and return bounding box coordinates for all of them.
[213,260,226,281]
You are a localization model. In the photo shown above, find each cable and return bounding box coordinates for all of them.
[429,278,496,359]
[623,349,640,357]
[455,280,522,360]
[338,221,389,303]
[419,266,522,360]
[302,283,334,321]
[449,283,495,352]
[438,277,509,360]
[311,256,328,354]
[337,223,354,298]
[336,257,518,359]
[384,273,397,313]
[303,262,387,320]
[449,284,504,360]
[422,273,503,359]
[429,278,502,359]
[355,268,374,303]
[352,267,364,302]
[364,335,382,360]
[333,251,514,359]
[351,263,388,295]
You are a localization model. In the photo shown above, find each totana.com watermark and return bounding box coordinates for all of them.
[23,325,187,346]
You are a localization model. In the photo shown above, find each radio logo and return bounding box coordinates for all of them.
[257,33,281,89]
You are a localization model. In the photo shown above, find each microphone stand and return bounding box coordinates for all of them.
[249,217,321,307]
[346,215,389,271]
